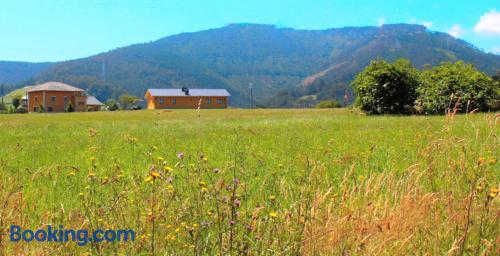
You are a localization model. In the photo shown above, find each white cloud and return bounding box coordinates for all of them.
[447,24,465,38]
[422,22,433,29]
[378,17,385,26]
[473,10,500,35]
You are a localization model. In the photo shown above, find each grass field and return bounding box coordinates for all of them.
[0,109,498,255]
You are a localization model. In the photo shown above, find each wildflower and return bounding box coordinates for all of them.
[78,192,84,197]
[233,178,240,185]
[207,210,213,216]
[164,166,173,172]
[198,181,207,187]
[157,156,164,162]
[101,176,109,185]
[177,152,184,159]
[476,185,483,192]
[151,171,160,179]
[152,146,158,151]
[278,164,283,168]
[192,223,199,229]
[228,220,236,226]
[90,157,96,161]
[68,172,76,177]
[201,187,208,193]
[269,211,278,218]
[145,175,153,184]
[358,175,365,181]
[88,172,96,178]
[478,157,486,166]
[166,185,174,192]
[269,195,276,201]
[489,187,499,199]
[234,199,241,207]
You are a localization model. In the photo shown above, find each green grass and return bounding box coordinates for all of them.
[0,109,498,255]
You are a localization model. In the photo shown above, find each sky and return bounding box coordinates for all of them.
[0,0,499,62]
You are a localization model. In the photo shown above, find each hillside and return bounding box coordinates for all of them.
[14,23,500,106]
[0,61,55,84]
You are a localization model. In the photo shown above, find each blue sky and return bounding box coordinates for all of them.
[0,0,499,62]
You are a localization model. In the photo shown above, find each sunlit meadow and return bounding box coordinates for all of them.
[0,109,498,255]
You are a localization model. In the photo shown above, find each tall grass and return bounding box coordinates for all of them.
[0,109,498,255]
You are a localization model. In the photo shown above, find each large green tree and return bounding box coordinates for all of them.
[417,62,498,114]
[351,59,419,114]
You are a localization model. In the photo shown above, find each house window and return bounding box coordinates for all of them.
[217,99,224,104]
[64,96,68,102]
[78,101,85,105]
[34,107,39,112]
[172,99,176,104]
[159,98,164,104]
[34,96,38,102]
[48,107,53,112]
[51,96,56,102]
[207,99,212,104]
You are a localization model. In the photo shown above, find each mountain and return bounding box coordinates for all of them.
[0,61,55,84]
[14,23,500,106]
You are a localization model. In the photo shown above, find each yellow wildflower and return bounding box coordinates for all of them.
[145,175,153,184]
[164,166,173,172]
[166,185,174,191]
[88,172,96,178]
[151,171,160,179]
[199,181,207,187]
[201,187,208,193]
[157,156,164,162]
[489,187,499,198]
[78,192,84,197]
[269,211,278,218]
[269,195,276,201]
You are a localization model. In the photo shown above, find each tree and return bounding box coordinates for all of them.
[417,62,498,114]
[106,99,119,111]
[12,97,21,109]
[119,94,140,110]
[351,59,419,114]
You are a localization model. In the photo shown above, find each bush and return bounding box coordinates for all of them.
[351,59,419,115]
[316,100,341,108]
[417,62,498,114]
[106,100,120,111]
[65,102,74,112]
[14,107,28,114]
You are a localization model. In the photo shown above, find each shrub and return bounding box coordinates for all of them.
[417,62,498,114]
[14,107,28,114]
[65,102,74,112]
[316,100,341,108]
[351,59,419,115]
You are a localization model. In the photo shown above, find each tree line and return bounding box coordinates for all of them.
[351,60,499,115]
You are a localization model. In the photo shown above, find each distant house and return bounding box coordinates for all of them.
[26,82,87,112]
[86,96,105,111]
[144,87,230,109]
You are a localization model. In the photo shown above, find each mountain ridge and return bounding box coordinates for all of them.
[1,23,499,106]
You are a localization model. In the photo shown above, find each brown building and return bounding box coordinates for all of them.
[86,96,105,111]
[26,82,88,112]
[145,88,230,109]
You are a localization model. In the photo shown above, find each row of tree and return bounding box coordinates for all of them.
[351,60,499,114]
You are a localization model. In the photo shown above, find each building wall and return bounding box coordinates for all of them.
[148,96,228,109]
[87,105,102,112]
[27,91,87,112]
